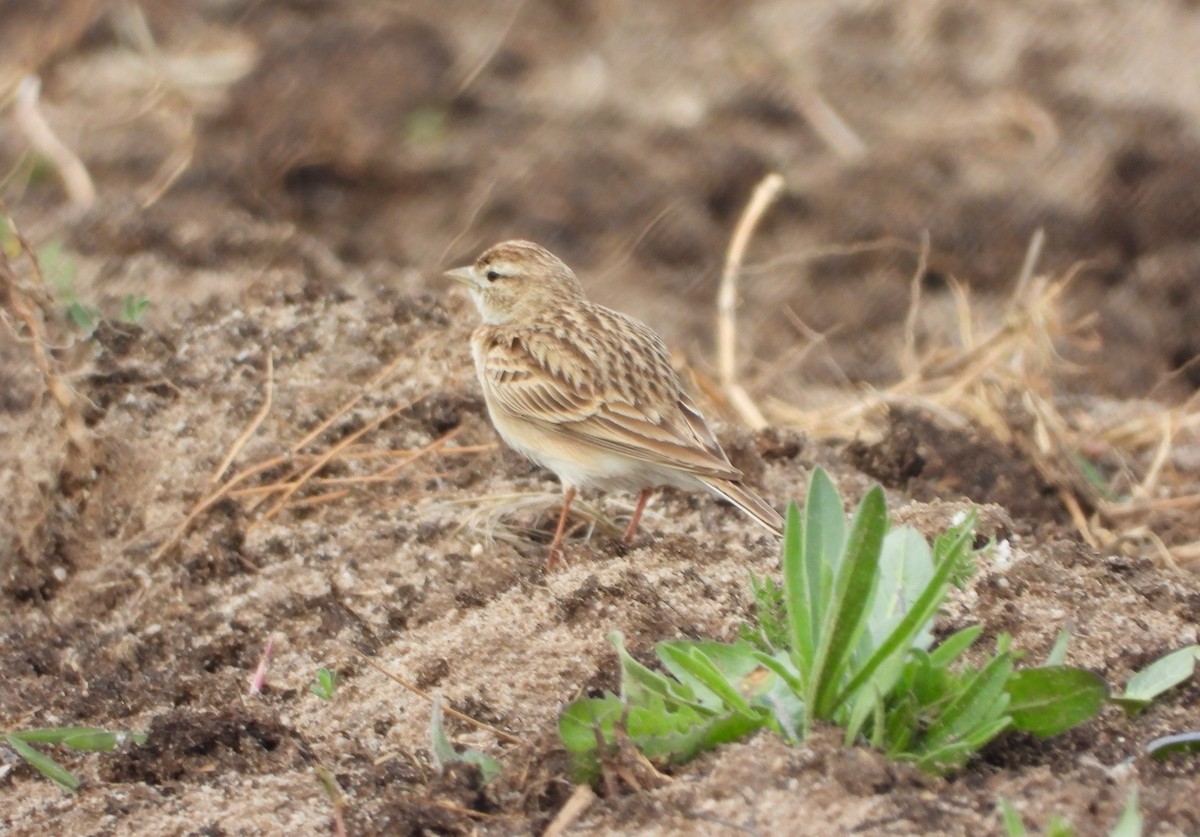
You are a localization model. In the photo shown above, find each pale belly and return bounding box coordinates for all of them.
[488,404,699,494]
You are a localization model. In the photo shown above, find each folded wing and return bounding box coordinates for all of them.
[480,320,742,481]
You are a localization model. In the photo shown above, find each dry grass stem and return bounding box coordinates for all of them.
[716,172,785,430]
[443,491,627,546]
[0,205,92,476]
[452,0,528,97]
[901,230,931,377]
[209,353,273,487]
[289,353,411,453]
[761,227,1200,564]
[794,86,867,161]
[543,785,596,837]
[13,76,95,209]
[250,389,433,530]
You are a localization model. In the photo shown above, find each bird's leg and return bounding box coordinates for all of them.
[547,485,577,571]
[622,488,653,546]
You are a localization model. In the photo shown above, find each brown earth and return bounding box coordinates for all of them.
[3,1,1200,835]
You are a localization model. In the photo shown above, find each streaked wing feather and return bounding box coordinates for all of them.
[480,324,741,481]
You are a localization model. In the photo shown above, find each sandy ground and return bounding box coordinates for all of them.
[3,1,1200,834]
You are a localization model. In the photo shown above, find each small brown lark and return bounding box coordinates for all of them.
[445,240,784,568]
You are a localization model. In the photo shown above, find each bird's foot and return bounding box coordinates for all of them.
[545,542,569,572]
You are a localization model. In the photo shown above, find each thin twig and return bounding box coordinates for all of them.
[209,353,273,488]
[289,352,411,453]
[794,86,867,161]
[1013,227,1045,301]
[543,785,596,837]
[716,172,784,429]
[354,650,524,745]
[424,800,497,820]
[251,389,432,530]
[901,230,931,376]
[452,0,528,96]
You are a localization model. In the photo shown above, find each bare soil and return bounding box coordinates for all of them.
[3,2,1200,835]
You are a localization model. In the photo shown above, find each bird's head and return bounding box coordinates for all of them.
[444,240,586,324]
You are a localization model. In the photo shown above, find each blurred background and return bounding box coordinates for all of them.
[3,0,1200,406]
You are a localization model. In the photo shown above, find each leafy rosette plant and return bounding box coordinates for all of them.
[561,468,1108,779]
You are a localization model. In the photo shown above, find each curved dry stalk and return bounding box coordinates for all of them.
[13,76,95,209]
[716,172,785,430]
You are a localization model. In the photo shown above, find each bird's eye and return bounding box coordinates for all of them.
[485,269,501,282]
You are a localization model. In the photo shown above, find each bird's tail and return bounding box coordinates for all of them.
[700,477,785,537]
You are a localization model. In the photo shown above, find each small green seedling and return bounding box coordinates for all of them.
[37,240,100,331]
[429,698,501,784]
[561,468,1108,781]
[120,293,151,323]
[311,667,339,700]
[1112,645,1200,714]
[4,726,147,793]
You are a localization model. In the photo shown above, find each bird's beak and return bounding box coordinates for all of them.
[443,266,477,286]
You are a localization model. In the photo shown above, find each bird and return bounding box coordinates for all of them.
[444,240,783,568]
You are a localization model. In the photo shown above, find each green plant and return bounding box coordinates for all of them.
[1112,644,1200,714]
[4,726,147,793]
[120,293,151,323]
[560,468,1108,781]
[32,240,151,329]
[311,667,339,700]
[37,240,99,330]
[429,698,501,784]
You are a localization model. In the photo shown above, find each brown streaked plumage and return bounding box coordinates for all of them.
[444,240,783,568]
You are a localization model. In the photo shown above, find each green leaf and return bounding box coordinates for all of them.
[1044,624,1072,667]
[120,294,151,323]
[998,798,1028,836]
[1110,787,1141,837]
[1006,666,1108,737]
[656,643,758,718]
[813,486,887,717]
[630,705,765,765]
[429,698,501,784]
[610,633,705,711]
[458,747,502,784]
[922,651,1013,752]
[37,240,79,291]
[788,469,846,674]
[928,626,983,668]
[9,726,109,745]
[932,513,978,587]
[744,572,788,652]
[1113,645,1199,713]
[59,730,127,751]
[560,696,624,755]
[868,527,936,650]
[5,735,80,793]
[781,501,812,675]
[830,515,972,711]
[429,698,458,769]
[311,667,338,700]
[67,300,100,330]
